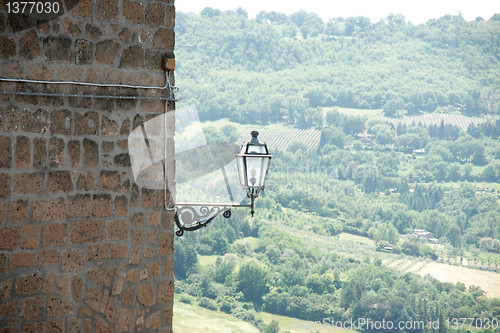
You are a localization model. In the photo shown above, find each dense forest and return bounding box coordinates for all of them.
[173,9,500,333]
[176,9,500,126]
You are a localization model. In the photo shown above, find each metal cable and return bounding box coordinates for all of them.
[0,72,171,90]
[0,90,175,101]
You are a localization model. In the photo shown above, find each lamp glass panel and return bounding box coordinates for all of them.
[245,156,265,188]
[236,150,246,188]
[260,157,270,186]
[247,144,266,154]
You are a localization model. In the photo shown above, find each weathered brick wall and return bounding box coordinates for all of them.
[0,0,175,331]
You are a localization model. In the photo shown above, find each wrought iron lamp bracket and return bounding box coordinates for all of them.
[174,203,251,237]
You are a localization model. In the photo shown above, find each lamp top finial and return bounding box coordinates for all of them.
[249,130,260,144]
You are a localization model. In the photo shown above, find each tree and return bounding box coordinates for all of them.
[174,240,198,279]
[383,98,406,117]
[236,262,269,303]
[264,320,280,333]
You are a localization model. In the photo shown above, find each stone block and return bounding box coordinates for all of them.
[92,194,111,218]
[71,275,84,302]
[138,282,154,306]
[42,223,68,247]
[112,244,127,258]
[74,112,98,135]
[13,172,44,195]
[141,189,157,208]
[20,108,49,133]
[39,250,59,265]
[8,252,36,271]
[146,3,165,27]
[121,287,136,306]
[87,268,101,286]
[75,171,96,191]
[62,249,84,271]
[16,274,43,295]
[82,138,98,167]
[95,0,118,20]
[0,300,17,319]
[33,138,47,169]
[19,296,44,320]
[14,136,30,168]
[113,153,131,167]
[0,173,11,198]
[0,136,12,168]
[115,308,135,331]
[63,18,82,36]
[75,0,93,17]
[7,199,29,223]
[131,230,145,245]
[0,227,20,250]
[0,37,15,58]
[46,296,74,318]
[120,45,144,68]
[131,212,144,226]
[146,311,161,329]
[98,170,120,191]
[49,137,65,168]
[113,196,128,216]
[101,116,118,137]
[67,194,91,218]
[33,198,65,222]
[158,232,173,256]
[106,220,128,240]
[71,220,103,244]
[123,0,144,24]
[22,225,40,249]
[47,170,73,193]
[85,24,102,39]
[20,31,41,59]
[50,109,72,135]
[154,29,174,50]
[146,211,160,226]
[86,244,111,261]
[43,36,72,62]
[67,140,81,167]
[95,39,120,65]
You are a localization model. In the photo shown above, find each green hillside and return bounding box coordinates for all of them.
[176,10,500,126]
[173,9,500,333]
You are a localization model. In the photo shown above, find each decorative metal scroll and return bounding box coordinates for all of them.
[174,204,230,236]
[174,203,250,236]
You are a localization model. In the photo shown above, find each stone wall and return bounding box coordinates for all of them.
[0,0,175,331]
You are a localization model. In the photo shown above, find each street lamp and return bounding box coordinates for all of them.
[173,130,273,236]
[236,130,273,216]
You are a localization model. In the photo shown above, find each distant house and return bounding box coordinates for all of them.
[413,148,426,156]
[357,133,374,147]
[413,229,438,243]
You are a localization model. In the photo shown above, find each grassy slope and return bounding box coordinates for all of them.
[259,312,356,333]
[416,262,500,298]
[173,296,259,333]
[173,296,357,333]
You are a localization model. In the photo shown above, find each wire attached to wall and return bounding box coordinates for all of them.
[0,64,179,101]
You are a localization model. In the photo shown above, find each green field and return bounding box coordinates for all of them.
[337,232,375,246]
[201,119,291,137]
[173,295,357,333]
[259,312,356,333]
[173,296,259,333]
[328,106,384,118]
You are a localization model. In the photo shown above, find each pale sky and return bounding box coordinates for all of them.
[175,0,499,24]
